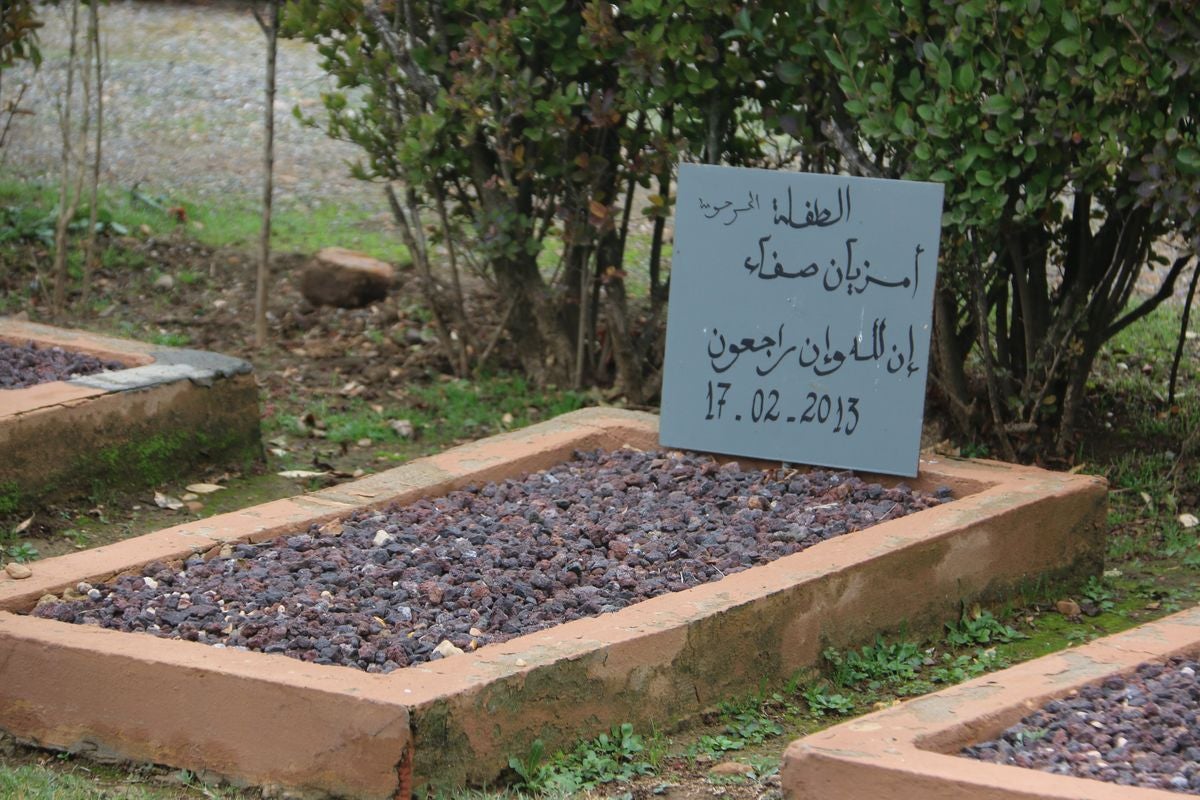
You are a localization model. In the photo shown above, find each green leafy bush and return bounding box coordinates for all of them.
[285,0,1197,444]
[782,0,1199,452]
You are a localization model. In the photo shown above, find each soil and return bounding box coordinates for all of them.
[963,658,1200,795]
[0,340,124,389]
[0,234,505,556]
[32,447,949,672]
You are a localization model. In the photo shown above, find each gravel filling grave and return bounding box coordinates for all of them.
[34,448,950,673]
[963,658,1200,795]
[0,341,124,389]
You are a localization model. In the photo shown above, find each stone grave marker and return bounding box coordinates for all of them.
[660,164,944,477]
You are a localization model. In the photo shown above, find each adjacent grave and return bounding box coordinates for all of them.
[0,409,1105,795]
[662,165,944,477]
[0,318,261,512]
[782,605,1200,800]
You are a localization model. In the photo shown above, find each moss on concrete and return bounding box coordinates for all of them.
[0,482,21,516]
[86,426,260,496]
[0,373,262,513]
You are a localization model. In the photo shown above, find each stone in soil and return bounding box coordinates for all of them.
[0,341,124,389]
[32,448,951,673]
[963,658,1200,795]
[299,247,397,308]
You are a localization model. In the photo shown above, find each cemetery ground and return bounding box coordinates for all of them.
[2,4,1198,795]
[0,176,1199,798]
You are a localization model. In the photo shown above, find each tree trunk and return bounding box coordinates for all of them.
[254,0,279,350]
[494,256,573,387]
[932,284,973,433]
[52,0,83,314]
[81,0,102,309]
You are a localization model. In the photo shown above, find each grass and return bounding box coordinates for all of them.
[0,177,409,263]
[266,375,587,451]
[0,761,248,799]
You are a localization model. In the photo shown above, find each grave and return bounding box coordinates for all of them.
[781,605,1200,800]
[0,318,261,512]
[0,408,1105,795]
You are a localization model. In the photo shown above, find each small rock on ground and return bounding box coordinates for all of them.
[299,247,396,308]
[709,761,755,777]
[4,562,32,579]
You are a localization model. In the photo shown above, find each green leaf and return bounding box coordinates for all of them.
[1178,147,1200,174]
[982,94,1013,115]
[844,98,868,115]
[955,63,975,92]
[975,169,996,186]
[1052,38,1081,57]
[775,61,806,85]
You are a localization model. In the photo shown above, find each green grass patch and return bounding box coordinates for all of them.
[0,762,250,799]
[0,177,409,263]
[270,375,588,450]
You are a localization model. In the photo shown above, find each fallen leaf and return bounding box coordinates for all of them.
[339,380,365,398]
[277,470,327,479]
[14,515,33,534]
[154,492,184,511]
[1179,513,1199,529]
[186,483,225,494]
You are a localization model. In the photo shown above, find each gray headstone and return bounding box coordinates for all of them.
[660,164,944,477]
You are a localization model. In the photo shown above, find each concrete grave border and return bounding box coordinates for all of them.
[0,318,260,509]
[781,605,1200,800]
[0,408,1106,795]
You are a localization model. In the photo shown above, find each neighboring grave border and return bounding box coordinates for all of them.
[782,604,1200,800]
[0,318,260,510]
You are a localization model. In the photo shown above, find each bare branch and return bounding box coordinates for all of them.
[361,2,439,103]
[820,118,882,178]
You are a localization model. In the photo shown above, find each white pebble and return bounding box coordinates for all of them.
[433,640,464,659]
[143,577,158,589]
[373,530,394,547]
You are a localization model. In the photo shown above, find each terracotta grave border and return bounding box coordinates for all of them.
[0,318,261,509]
[0,407,1106,796]
[781,604,1200,800]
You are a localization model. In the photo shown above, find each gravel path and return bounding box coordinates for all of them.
[3,0,386,217]
[33,447,950,672]
[963,659,1200,795]
[0,340,123,388]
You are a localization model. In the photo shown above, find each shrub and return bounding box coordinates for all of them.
[781,0,1199,453]
[287,0,1198,448]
